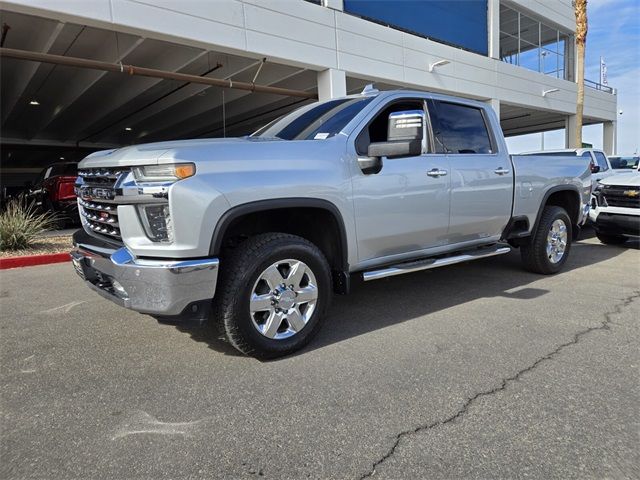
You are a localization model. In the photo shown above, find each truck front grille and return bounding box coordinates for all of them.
[602,185,640,209]
[76,168,130,242]
[78,199,121,239]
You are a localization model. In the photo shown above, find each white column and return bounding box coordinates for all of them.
[486,98,500,118]
[487,0,500,59]
[317,68,347,101]
[322,0,344,10]
[565,115,578,148]
[603,121,617,155]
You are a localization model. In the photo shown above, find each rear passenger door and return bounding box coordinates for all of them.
[429,100,513,243]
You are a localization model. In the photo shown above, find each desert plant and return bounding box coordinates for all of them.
[0,195,58,251]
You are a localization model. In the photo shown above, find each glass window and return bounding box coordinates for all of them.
[252,97,373,140]
[594,152,609,171]
[499,5,570,80]
[355,100,426,156]
[430,101,493,154]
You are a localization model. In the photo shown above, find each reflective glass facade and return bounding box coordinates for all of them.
[344,0,489,55]
[499,5,573,79]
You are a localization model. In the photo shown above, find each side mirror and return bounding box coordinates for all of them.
[368,139,422,158]
[367,110,425,159]
[591,165,601,174]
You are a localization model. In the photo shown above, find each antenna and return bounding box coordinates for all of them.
[361,84,379,95]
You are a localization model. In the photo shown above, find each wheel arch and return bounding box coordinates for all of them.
[210,198,350,292]
[532,185,581,237]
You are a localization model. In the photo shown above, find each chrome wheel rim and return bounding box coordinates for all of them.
[249,259,318,340]
[546,219,568,264]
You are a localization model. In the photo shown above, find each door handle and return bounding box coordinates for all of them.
[427,168,448,177]
[494,167,510,175]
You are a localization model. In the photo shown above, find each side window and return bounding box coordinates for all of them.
[594,152,609,171]
[429,101,493,154]
[355,100,425,156]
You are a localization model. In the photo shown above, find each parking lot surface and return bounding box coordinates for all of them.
[1,231,639,479]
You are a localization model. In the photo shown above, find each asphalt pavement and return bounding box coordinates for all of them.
[1,230,639,479]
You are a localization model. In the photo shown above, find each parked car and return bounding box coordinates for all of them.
[608,155,639,171]
[71,89,591,358]
[26,162,79,226]
[520,148,617,187]
[589,172,640,244]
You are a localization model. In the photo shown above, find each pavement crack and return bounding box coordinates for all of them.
[359,290,640,479]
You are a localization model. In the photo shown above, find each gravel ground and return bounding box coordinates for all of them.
[0,235,73,258]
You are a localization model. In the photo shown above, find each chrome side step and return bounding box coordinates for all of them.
[362,246,511,281]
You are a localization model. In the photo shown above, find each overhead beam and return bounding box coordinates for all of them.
[0,47,319,100]
[1,22,64,123]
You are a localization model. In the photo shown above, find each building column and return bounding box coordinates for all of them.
[322,0,344,10]
[603,121,617,155]
[487,0,500,59]
[565,115,578,148]
[486,98,500,118]
[317,68,346,101]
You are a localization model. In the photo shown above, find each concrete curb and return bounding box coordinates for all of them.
[0,252,71,270]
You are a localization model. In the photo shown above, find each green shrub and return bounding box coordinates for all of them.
[0,196,58,251]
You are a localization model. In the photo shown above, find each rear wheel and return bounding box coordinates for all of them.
[595,232,627,245]
[521,206,572,274]
[214,233,331,358]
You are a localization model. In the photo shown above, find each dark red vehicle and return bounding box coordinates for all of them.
[26,162,78,226]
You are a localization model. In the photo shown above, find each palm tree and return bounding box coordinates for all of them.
[573,0,588,147]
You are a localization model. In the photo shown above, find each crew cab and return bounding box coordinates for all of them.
[71,89,591,358]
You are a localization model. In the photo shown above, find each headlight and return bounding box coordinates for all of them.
[138,204,173,242]
[132,163,195,183]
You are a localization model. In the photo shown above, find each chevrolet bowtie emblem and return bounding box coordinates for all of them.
[623,190,639,197]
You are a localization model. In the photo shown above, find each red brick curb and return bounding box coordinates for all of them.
[0,252,71,270]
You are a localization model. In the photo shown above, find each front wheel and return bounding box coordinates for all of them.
[521,206,572,274]
[596,232,627,245]
[214,233,331,358]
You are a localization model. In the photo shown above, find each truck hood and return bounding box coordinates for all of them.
[78,137,282,168]
[599,172,640,187]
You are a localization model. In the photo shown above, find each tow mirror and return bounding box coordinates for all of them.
[368,110,425,159]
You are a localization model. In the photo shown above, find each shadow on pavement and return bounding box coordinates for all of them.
[170,228,636,359]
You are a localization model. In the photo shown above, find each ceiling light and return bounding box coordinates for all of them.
[29,100,40,106]
[59,156,65,160]
[125,127,132,131]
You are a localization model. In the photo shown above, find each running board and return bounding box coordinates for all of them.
[362,246,511,281]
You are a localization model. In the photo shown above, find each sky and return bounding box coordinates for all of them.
[505,0,640,155]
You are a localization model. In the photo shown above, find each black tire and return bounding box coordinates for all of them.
[214,233,331,358]
[595,232,627,245]
[521,206,572,274]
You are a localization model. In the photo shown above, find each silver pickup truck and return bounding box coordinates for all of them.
[71,89,591,358]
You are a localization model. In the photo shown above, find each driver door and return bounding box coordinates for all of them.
[350,99,451,264]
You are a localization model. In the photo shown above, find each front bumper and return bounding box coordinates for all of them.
[594,212,640,237]
[71,231,219,316]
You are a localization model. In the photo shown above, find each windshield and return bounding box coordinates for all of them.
[610,156,639,169]
[252,97,374,140]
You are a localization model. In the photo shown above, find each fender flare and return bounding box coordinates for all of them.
[531,185,582,235]
[209,198,349,270]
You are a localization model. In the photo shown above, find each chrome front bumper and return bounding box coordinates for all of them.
[71,234,219,316]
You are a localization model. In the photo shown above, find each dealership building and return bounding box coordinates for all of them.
[0,0,618,188]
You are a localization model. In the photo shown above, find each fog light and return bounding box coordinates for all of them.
[139,204,174,242]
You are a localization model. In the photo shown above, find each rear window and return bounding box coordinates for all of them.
[593,151,609,171]
[430,101,493,154]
